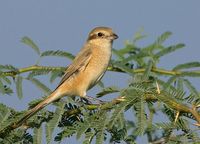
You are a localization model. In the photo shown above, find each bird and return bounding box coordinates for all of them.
[16,26,118,127]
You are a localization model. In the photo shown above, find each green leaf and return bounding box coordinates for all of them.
[158,91,186,111]
[46,101,65,143]
[177,78,184,91]
[28,78,51,94]
[118,44,137,55]
[97,80,104,88]
[175,117,189,131]
[117,113,126,129]
[1,75,11,85]
[0,104,11,128]
[27,69,51,79]
[156,79,176,92]
[183,79,199,98]
[154,31,172,45]
[95,112,107,144]
[0,64,18,71]
[21,36,40,55]
[180,71,200,77]
[112,49,125,60]
[0,80,5,94]
[142,60,153,80]
[76,121,90,139]
[155,122,174,130]
[173,62,200,71]
[16,76,23,99]
[96,86,120,98]
[0,73,13,94]
[112,43,138,60]
[33,126,43,144]
[119,51,148,67]
[41,50,75,60]
[109,102,126,129]
[133,28,147,43]
[163,76,177,89]
[154,43,185,58]
[83,131,95,144]
[112,61,134,76]
[135,94,146,135]
[173,90,185,100]
[50,71,63,83]
[55,126,77,142]
[141,32,172,56]
[125,83,150,99]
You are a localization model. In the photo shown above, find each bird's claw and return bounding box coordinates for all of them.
[82,96,106,104]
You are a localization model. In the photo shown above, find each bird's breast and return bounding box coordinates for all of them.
[83,45,112,89]
[66,43,112,97]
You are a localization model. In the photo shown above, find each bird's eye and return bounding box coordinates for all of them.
[97,32,104,37]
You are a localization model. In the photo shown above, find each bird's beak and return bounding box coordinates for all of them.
[112,33,118,40]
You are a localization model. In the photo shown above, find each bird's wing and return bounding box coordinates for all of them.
[55,48,92,90]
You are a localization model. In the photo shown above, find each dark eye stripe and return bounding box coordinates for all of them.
[87,34,98,41]
[87,32,105,41]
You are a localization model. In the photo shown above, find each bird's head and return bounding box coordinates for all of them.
[87,27,118,44]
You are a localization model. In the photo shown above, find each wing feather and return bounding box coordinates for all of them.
[55,48,92,90]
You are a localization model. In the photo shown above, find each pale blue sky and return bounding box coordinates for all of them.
[0,1,200,143]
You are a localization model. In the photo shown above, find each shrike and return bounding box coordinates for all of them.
[17,26,118,126]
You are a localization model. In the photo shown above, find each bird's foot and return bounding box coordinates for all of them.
[82,96,106,104]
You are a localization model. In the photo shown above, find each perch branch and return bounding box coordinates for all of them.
[1,65,200,77]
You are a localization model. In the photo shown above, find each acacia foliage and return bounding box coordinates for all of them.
[0,31,200,144]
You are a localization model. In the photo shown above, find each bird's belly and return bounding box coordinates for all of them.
[85,51,111,88]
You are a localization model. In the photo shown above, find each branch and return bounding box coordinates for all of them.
[0,96,124,138]
[154,93,200,124]
[108,66,200,76]
[1,65,200,77]
[0,65,200,138]
[0,91,199,138]
[0,65,65,77]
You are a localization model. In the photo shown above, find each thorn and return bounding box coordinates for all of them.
[21,124,30,130]
[174,111,180,123]
[193,123,200,127]
[196,104,200,108]
[156,81,160,94]
[116,96,126,102]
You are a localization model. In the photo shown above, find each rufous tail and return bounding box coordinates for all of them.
[15,90,61,127]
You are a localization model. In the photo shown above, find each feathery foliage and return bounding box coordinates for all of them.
[41,50,75,60]
[33,126,42,144]
[46,101,66,143]
[16,76,23,99]
[21,36,41,55]
[0,31,200,144]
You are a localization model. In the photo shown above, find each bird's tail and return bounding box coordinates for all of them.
[15,90,61,127]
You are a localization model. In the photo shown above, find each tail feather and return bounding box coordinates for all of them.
[16,91,61,127]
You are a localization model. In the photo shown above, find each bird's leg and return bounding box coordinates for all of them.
[82,96,106,104]
[80,97,92,104]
